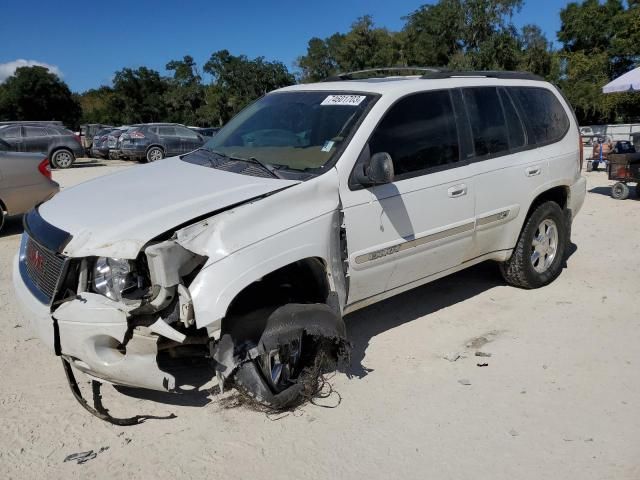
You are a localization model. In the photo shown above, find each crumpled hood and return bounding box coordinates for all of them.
[39,157,299,258]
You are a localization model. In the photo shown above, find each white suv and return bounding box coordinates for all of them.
[14,69,586,417]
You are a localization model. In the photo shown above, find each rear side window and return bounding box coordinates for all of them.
[509,87,569,145]
[462,87,509,157]
[0,126,21,138]
[498,88,526,150]
[24,126,48,137]
[369,90,460,177]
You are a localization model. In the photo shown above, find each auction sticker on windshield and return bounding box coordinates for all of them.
[321,95,366,106]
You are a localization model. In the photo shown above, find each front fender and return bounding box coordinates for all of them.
[189,209,339,331]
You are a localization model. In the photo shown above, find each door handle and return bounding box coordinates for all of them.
[525,166,541,177]
[447,184,467,198]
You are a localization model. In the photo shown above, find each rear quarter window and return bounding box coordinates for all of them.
[509,87,570,145]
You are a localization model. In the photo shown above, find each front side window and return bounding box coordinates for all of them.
[158,126,176,137]
[176,126,199,139]
[368,90,460,177]
[201,91,375,172]
[462,87,509,157]
[509,87,570,145]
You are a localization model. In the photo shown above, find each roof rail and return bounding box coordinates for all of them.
[420,70,544,81]
[323,67,443,82]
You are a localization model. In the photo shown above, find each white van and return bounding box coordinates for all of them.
[14,69,586,417]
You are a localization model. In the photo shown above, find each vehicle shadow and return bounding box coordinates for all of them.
[0,215,24,238]
[589,185,639,199]
[343,246,577,379]
[343,262,504,378]
[63,161,107,169]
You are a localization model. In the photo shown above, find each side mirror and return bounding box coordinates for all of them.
[355,151,394,187]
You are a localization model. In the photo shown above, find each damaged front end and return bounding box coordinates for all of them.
[52,238,210,394]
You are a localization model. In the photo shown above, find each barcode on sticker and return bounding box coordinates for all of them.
[321,95,366,106]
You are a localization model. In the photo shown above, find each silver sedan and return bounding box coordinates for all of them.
[0,139,59,232]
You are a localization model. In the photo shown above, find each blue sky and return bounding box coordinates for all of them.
[0,0,569,92]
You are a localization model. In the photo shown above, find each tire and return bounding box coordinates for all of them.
[146,147,164,163]
[611,182,630,200]
[636,184,640,200]
[0,209,5,233]
[51,149,75,169]
[500,201,568,289]
[231,304,346,410]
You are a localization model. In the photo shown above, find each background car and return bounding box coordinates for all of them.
[188,126,220,138]
[80,123,113,154]
[90,127,119,159]
[106,126,131,159]
[0,139,59,232]
[0,123,84,169]
[119,123,205,162]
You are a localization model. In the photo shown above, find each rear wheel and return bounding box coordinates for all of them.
[611,182,630,200]
[0,209,5,233]
[500,201,568,289]
[146,147,164,162]
[51,149,75,169]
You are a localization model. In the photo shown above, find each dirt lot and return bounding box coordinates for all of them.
[1,158,639,479]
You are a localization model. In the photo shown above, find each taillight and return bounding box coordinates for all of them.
[130,131,145,139]
[38,158,52,179]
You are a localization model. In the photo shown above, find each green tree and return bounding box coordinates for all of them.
[557,0,640,123]
[296,16,401,82]
[107,67,169,124]
[78,86,115,124]
[201,50,294,124]
[0,66,81,127]
[164,55,205,125]
[402,0,464,67]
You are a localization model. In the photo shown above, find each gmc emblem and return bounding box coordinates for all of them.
[27,245,45,271]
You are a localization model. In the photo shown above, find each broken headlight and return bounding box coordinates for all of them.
[93,257,138,302]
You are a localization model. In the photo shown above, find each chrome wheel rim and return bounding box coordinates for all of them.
[55,151,72,168]
[531,218,558,273]
[148,149,162,161]
[257,335,302,393]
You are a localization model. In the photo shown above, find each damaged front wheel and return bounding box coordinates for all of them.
[229,304,348,410]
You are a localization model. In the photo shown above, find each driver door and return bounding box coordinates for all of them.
[341,90,476,305]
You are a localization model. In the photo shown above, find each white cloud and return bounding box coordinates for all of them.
[0,59,62,83]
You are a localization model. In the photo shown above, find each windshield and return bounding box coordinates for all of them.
[202,91,375,171]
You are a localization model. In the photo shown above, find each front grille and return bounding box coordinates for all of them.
[23,235,66,300]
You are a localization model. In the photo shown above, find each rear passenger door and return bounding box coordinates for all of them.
[465,86,569,258]
[342,90,476,304]
[22,126,50,153]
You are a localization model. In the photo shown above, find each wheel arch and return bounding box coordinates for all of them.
[221,256,332,336]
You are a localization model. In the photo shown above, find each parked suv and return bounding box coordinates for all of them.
[0,123,84,169]
[13,69,586,420]
[120,123,205,162]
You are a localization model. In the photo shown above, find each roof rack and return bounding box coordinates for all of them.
[323,67,443,82]
[420,70,544,81]
[322,67,543,82]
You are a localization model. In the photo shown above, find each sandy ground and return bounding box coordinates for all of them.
[1,158,639,479]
